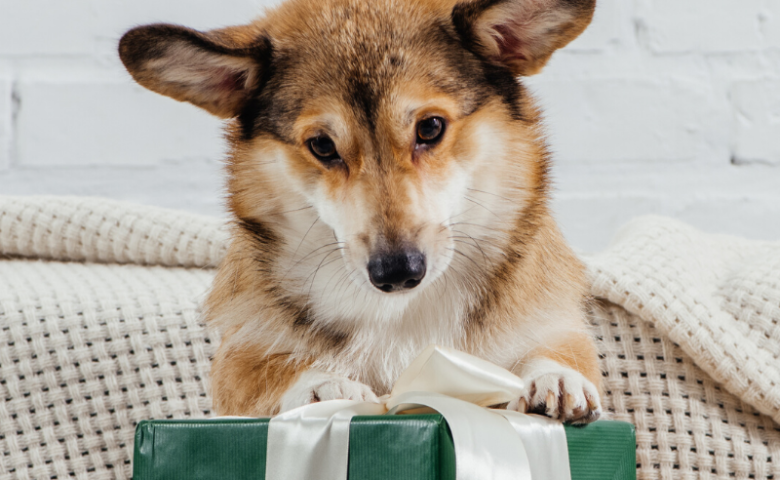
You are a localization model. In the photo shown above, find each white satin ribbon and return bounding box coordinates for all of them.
[496,411,573,480]
[266,400,385,479]
[265,345,571,480]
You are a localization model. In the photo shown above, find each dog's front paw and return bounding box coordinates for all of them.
[508,360,601,424]
[279,371,379,413]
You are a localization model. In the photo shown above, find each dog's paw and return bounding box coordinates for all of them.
[508,360,601,424]
[279,370,379,413]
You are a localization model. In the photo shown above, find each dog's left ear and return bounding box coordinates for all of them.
[452,0,596,76]
[119,24,267,118]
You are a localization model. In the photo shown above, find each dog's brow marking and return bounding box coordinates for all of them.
[348,78,378,133]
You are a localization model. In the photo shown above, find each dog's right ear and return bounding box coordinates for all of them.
[452,0,596,76]
[119,24,267,119]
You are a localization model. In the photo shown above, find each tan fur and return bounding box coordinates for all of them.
[121,0,600,420]
[531,331,602,391]
[212,346,310,416]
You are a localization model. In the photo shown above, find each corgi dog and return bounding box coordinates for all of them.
[120,0,601,423]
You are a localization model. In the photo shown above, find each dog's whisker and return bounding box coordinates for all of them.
[267,205,315,216]
[280,241,346,281]
[301,247,345,302]
[445,247,483,272]
[467,187,514,203]
[289,216,321,264]
[463,196,502,219]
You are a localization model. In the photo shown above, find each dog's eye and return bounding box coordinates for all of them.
[308,136,341,166]
[416,117,445,145]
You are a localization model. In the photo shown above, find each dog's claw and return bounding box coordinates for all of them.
[509,365,601,424]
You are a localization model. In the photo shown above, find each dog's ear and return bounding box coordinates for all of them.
[452,0,596,76]
[119,24,268,118]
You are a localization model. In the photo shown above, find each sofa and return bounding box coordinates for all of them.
[1,196,778,479]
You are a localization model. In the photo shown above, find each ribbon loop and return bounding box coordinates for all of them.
[264,346,572,480]
[391,345,526,407]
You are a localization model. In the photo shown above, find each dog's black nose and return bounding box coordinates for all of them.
[367,250,427,293]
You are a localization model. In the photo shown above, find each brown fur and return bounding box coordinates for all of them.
[212,348,310,416]
[121,0,600,419]
[534,332,602,390]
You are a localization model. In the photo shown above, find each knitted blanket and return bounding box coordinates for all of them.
[1,196,778,479]
[586,217,780,425]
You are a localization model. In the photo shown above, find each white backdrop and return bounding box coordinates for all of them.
[0,0,778,252]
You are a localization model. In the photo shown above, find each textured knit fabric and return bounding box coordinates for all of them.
[0,196,228,268]
[0,260,214,480]
[0,196,778,479]
[586,216,780,425]
[594,300,780,480]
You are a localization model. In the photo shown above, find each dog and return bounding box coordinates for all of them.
[120,0,601,424]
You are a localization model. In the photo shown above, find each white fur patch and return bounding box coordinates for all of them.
[279,370,379,413]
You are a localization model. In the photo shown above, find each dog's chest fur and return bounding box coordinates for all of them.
[305,281,551,395]
[312,284,467,393]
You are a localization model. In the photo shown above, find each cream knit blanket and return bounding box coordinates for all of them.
[1,196,778,479]
[0,196,228,268]
[586,216,780,425]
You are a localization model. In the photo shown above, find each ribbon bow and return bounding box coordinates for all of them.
[266,345,571,480]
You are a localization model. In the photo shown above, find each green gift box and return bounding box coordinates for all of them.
[133,415,635,480]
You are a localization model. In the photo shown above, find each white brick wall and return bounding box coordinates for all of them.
[1,0,779,252]
[0,76,11,171]
[636,0,767,53]
[732,80,780,164]
[528,78,727,163]
[16,75,225,167]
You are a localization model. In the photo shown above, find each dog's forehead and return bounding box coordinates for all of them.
[270,0,435,53]
[274,1,464,91]
[247,0,495,140]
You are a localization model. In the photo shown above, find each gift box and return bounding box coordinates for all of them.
[135,346,636,480]
[133,415,636,480]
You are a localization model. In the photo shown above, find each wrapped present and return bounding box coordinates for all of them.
[134,416,635,480]
[134,346,636,480]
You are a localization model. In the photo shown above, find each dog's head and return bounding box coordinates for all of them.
[120,0,594,310]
